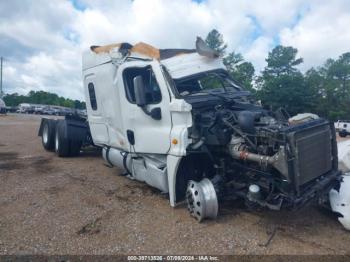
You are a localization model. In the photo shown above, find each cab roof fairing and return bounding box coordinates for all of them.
[82,48,226,78]
[161,53,226,80]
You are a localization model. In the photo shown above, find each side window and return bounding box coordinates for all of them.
[88,83,97,110]
[123,66,162,104]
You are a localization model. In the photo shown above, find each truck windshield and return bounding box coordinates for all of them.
[173,71,242,97]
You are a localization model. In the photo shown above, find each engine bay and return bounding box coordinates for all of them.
[183,95,341,221]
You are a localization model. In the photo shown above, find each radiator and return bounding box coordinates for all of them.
[289,122,333,186]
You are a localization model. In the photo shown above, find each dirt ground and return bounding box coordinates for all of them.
[0,113,350,255]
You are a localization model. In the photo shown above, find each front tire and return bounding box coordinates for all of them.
[186,178,218,222]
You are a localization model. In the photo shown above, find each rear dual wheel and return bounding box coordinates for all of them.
[42,120,55,151]
[55,121,82,157]
[339,131,347,138]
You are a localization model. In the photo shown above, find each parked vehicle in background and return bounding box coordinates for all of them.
[58,108,68,116]
[48,106,61,115]
[76,109,87,118]
[42,106,56,115]
[335,120,350,137]
[0,98,6,114]
[34,105,46,115]
[17,103,33,114]
[15,103,77,116]
[5,106,18,113]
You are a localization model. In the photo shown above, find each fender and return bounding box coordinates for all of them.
[167,155,183,207]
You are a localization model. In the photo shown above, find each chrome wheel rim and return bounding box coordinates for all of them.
[55,129,59,152]
[43,124,49,144]
[186,178,218,222]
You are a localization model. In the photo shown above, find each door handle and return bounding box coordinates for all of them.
[127,130,135,145]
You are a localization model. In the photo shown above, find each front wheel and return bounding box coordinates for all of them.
[186,178,219,222]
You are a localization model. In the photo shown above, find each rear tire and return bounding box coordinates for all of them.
[42,120,55,151]
[70,140,82,156]
[339,131,347,138]
[55,121,70,157]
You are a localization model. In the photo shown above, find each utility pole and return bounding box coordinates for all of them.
[0,57,3,98]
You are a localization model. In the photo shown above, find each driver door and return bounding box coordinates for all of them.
[118,61,172,154]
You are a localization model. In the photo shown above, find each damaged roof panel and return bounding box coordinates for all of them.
[90,41,197,60]
[84,37,222,72]
[89,37,215,61]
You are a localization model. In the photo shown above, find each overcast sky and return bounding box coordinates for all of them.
[1,0,350,100]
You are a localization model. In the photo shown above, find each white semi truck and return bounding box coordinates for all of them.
[39,38,347,224]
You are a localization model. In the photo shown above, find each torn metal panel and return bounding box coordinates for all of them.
[89,37,215,61]
[90,43,122,54]
[195,36,219,58]
[131,42,160,59]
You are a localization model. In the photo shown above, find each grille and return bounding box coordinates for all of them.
[293,124,333,185]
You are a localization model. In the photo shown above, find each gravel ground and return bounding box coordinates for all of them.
[0,113,350,255]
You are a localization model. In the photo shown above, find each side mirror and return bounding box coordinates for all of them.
[150,107,161,120]
[133,75,147,106]
[133,75,162,121]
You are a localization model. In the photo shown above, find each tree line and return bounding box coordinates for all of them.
[205,29,350,120]
[3,90,86,109]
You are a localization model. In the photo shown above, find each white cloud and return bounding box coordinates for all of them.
[247,0,306,35]
[280,0,350,70]
[244,36,274,72]
[1,0,350,100]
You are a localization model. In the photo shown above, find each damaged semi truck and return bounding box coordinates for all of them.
[39,38,345,223]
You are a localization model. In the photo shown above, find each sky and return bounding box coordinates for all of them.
[1,0,350,100]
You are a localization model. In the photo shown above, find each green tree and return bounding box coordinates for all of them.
[257,45,314,115]
[205,29,227,56]
[224,52,255,91]
[264,45,303,76]
[3,91,86,109]
[305,53,350,120]
[205,29,255,91]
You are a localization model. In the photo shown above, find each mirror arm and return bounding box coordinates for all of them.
[141,106,152,116]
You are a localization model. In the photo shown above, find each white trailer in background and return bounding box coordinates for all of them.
[38,38,349,228]
[335,120,350,137]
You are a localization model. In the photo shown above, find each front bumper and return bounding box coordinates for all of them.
[330,173,350,230]
[289,170,341,209]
